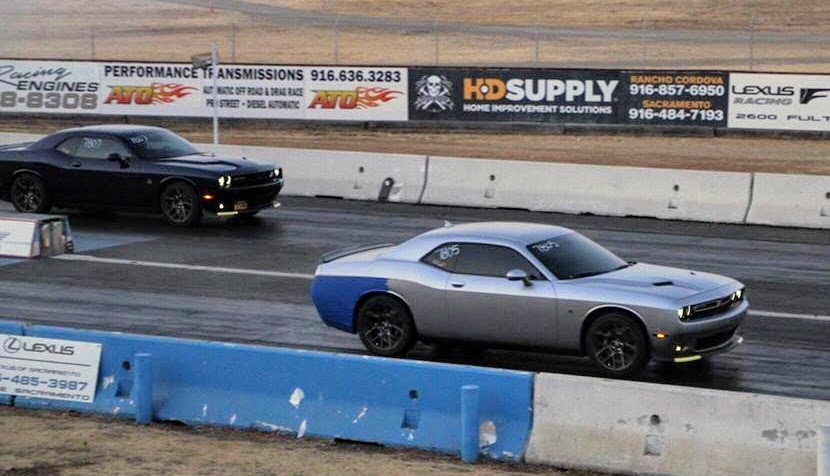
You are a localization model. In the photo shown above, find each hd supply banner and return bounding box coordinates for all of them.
[409,67,729,127]
[728,73,830,132]
[0,60,408,121]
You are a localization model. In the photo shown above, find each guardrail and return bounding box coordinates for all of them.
[1,319,829,475]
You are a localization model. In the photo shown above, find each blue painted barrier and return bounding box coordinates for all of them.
[461,384,481,463]
[11,322,533,461]
[0,320,25,406]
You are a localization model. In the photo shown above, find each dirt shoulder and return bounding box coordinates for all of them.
[0,117,827,175]
[0,406,600,476]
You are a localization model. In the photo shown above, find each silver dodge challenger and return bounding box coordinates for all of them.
[311,222,747,377]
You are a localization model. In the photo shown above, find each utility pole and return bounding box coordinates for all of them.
[211,43,219,145]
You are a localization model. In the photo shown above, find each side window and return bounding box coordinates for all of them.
[453,244,544,279]
[74,136,131,160]
[55,137,80,156]
[421,243,461,271]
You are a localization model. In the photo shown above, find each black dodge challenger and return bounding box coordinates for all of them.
[0,125,283,225]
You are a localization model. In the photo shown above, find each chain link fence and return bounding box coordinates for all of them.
[2,13,828,72]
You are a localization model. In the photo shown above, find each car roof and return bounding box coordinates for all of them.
[421,221,572,245]
[55,124,167,137]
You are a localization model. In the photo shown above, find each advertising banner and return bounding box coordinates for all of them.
[621,71,728,127]
[0,59,408,121]
[409,67,729,127]
[0,60,100,115]
[0,334,101,402]
[728,73,830,131]
[409,67,622,123]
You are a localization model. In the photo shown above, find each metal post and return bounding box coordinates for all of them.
[748,13,757,71]
[90,29,96,60]
[334,16,340,65]
[134,353,153,424]
[433,20,439,65]
[819,425,830,476]
[460,384,480,463]
[534,24,540,66]
[230,23,236,63]
[211,43,219,146]
[640,18,647,68]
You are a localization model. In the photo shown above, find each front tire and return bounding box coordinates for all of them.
[160,182,202,226]
[585,313,649,378]
[356,295,417,357]
[10,173,52,214]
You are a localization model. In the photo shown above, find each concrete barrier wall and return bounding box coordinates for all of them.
[1,132,828,228]
[0,132,42,144]
[526,373,830,476]
[0,319,24,406]
[746,173,830,229]
[10,322,532,461]
[421,156,753,223]
[203,144,428,203]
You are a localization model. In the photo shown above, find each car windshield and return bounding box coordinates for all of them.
[528,232,629,280]
[123,130,200,159]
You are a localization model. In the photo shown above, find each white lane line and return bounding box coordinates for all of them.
[52,253,314,280]
[748,310,830,322]
[53,254,830,322]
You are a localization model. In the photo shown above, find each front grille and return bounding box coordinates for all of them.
[695,327,736,351]
[686,291,744,321]
[231,170,275,188]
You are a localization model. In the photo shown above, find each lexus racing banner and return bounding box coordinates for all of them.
[0,60,408,121]
[728,73,830,132]
[409,67,729,127]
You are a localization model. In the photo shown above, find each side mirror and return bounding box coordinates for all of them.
[506,269,532,286]
[107,153,130,168]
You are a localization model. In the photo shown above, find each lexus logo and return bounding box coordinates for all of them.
[2,337,21,354]
[800,88,830,104]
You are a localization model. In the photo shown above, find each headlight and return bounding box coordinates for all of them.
[274,168,282,179]
[736,288,743,300]
[677,306,692,320]
[217,175,232,188]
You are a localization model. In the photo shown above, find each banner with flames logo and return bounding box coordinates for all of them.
[0,59,407,121]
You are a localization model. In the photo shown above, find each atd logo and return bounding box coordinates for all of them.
[104,83,196,105]
[308,86,401,109]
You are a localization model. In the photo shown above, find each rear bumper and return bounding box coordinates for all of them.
[651,300,748,362]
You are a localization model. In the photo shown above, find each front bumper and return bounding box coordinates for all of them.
[201,179,283,216]
[650,300,748,362]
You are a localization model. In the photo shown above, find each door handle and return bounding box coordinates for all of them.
[71,161,82,168]
[450,281,465,288]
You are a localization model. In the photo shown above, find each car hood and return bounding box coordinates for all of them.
[578,263,736,301]
[155,154,270,175]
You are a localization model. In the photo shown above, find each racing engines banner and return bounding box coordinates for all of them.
[0,60,408,121]
[409,67,729,127]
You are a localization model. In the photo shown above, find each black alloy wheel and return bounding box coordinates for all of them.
[10,173,51,214]
[586,313,649,378]
[356,295,417,357]
[160,182,202,226]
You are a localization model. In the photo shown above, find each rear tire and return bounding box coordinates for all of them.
[356,295,417,357]
[585,313,649,378]
[160,182,202,226]
[10,173,52,214]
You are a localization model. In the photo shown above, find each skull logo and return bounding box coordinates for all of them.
[415,74,453,112]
